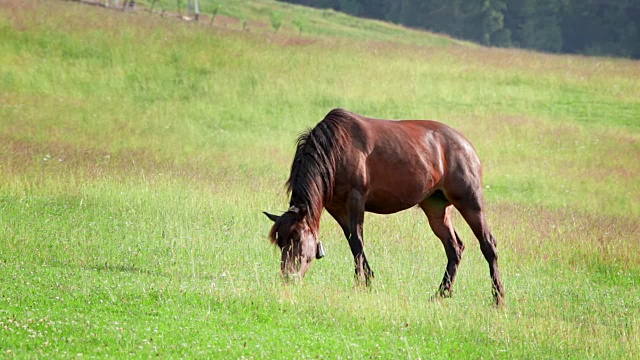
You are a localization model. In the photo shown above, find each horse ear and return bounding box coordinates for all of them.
[263,212,280,222]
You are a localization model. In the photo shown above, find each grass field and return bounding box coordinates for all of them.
[1,0,639,358]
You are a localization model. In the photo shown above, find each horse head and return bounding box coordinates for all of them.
[264,205,322,280]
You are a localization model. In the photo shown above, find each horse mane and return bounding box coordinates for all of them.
[285,108,352,229]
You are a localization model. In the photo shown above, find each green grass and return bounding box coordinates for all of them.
[1,0,639,358]
[139,0,465,47]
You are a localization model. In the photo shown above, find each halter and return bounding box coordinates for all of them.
[287,206,325,259]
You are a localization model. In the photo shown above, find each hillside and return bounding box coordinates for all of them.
[1,0,639,358]
[74,0,468,47]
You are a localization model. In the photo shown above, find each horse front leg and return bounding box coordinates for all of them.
[346,192,374,286]
[349,234,374,286]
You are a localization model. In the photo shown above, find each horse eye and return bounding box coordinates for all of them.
[277,233,290,248]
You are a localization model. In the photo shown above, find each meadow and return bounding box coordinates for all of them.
[0,0,639,358]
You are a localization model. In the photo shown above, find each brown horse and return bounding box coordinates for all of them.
[264,109,505,305]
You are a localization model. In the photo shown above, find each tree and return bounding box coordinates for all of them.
[276,0,639,58]
[481,0,510,46]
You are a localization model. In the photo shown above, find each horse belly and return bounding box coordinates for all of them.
[364,192,421,214]
[364,169,437,214]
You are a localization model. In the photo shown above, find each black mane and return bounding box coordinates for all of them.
[286,109,351,224]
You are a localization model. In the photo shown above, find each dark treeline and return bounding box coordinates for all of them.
[280,0,640,59]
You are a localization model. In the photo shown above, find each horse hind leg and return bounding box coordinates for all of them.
[453,197,505,306]
[420,194,465,299]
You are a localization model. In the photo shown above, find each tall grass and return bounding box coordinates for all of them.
[1,0,639,357]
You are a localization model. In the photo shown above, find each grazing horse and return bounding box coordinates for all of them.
[264,109,505,305]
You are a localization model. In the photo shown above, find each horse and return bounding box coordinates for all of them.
[264,108,505,305]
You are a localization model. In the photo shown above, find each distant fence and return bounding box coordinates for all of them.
[73,0,203,21]
[70,0,242,31]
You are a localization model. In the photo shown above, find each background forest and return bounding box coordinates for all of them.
[280,0,640,58]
